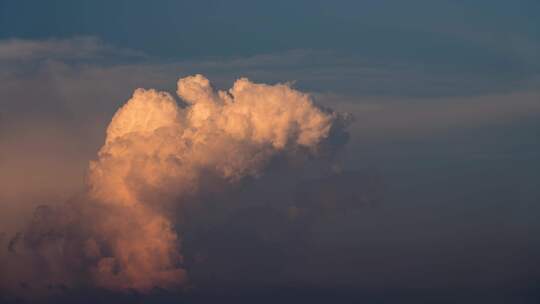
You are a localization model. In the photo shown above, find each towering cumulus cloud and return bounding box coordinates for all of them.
[84,74,335,291]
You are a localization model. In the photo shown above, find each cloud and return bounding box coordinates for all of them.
[0,36,144,62]
[315,88,540,141]
[1,74,346,296]
[86,74,335,291]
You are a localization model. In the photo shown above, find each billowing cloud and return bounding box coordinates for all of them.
[1,74,341,295]
[86,74,334,291]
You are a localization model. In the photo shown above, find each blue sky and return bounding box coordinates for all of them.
[2,0,539,60]
[2,0,539,100]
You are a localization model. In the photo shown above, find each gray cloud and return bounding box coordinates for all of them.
[0,36,144,62]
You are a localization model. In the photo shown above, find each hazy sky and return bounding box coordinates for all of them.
[1,1,539,303]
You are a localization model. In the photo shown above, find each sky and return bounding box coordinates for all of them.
[1,1,539,303]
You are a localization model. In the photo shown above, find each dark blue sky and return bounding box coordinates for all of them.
[1,0,539,60]
[2,0,539,96]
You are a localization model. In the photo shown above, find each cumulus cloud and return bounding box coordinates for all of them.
[1,74,343,296]
[86,74,334,291]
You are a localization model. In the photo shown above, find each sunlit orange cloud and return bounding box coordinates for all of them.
[81,74,336,291]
